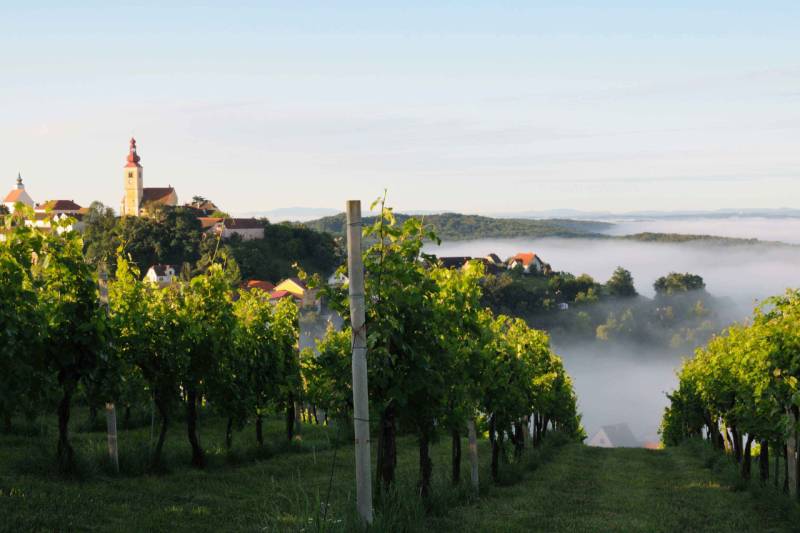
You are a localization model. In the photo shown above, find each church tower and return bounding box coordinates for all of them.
[122,138,143,216]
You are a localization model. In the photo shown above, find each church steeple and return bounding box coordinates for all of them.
[122,138,144,216]
[126,137,142,167]
[16,172,23,189]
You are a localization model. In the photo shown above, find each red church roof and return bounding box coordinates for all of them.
[141,187,175,205]
[4,189,26,203]
[126,138,142,168]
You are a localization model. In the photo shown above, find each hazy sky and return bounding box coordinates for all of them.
[2,1,799,214]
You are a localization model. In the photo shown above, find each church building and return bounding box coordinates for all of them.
[3,173,35,213]
[121,138,178,216]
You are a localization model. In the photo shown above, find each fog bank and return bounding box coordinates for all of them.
[430,235,800,444]
[599,216,800,245]
[430,237,800,316]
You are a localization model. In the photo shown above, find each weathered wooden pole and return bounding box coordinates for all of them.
[105,403,119,472]
[346,200,373,524]
[98,266,119,473]
[787,408,798,498]
[467,419,479,493]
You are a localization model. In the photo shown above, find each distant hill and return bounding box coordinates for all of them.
[619,232,796,247]
[301,212,797,247]
[300,212,613,241]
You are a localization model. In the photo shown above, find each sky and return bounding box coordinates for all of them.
[1,1,799,215]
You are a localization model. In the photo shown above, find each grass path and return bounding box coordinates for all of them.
[426,444,797,532]
[2,417,798,532]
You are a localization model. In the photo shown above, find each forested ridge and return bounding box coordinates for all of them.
[301,212,611,240]
[302,211,794,246]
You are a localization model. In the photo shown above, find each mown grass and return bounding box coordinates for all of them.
[2,417,797,532]
[0,412,560,532]
[427,439,800,532]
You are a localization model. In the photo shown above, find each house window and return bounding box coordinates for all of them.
[128,171,133,178]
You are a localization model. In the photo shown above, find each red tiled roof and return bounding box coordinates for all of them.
[141,187,175,205]
[198,216,222,229]
[245,280,275,292]
[511,252,538,267]
[4,189,26,203]
[269,289,293,300]
[37,199,82,211]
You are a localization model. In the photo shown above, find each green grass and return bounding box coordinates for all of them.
[1,417,798,532]
[428,440,800,532]
[0,413,518,532]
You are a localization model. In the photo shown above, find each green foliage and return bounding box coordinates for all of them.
[319,198,583,493]
[302,326,352,422]
[0,217,47,428]
[661,290,800,492]
[1,209,106,471]
[482,266,719,350]
[115,206,203,272]
[227,221,342,282]
[606,266,637,297]
[654,272,706,295]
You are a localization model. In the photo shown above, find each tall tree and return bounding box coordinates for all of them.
[606,266,637,297]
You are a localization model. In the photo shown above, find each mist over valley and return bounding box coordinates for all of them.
[429,216,800,444]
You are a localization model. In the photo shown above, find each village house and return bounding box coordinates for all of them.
[508,252,546,274]
[3,174,35,213]
[2,175,87,237]
[273,277,307,298]
[588,423,640,448]
[437,256,472,269]
[272,277,320,310]
[35,199,83,216]
[243,279,276,293]
[199,217,264,241]
[145,264,178,288]
[327,271,348,287]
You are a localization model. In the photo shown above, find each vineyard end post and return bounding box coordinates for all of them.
[98,265,119,473]
[346,200,373,524]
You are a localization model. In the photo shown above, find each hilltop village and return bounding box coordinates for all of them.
[3,138,553,305]
[2,139,324,304]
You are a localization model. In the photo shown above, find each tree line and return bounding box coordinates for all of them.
[661,289,800,496]
[1,203,583,500]
[81,201,341,284]
[484,266,722,351]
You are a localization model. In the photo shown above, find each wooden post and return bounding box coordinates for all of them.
[788,408,798,498]
[105,402,119,472]
[346,200,373,524]
[98,266,119,473]
[467,419,479,493]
